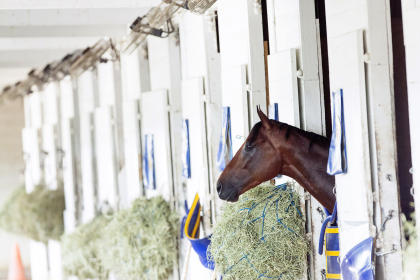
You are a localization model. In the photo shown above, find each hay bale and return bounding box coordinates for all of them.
[61,215,112,280]
[209,182,308,280]
[403,214,420,280]
[0,185,65,243]
[101,196,179,280]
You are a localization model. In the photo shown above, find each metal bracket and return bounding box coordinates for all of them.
[380,209,395,232]
[375,244,397,257]
[317,206,326,223]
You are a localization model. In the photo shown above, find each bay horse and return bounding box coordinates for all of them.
[216,106,336,212]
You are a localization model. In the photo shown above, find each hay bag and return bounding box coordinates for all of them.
[101,196,179,280]
[209,182,308,280]
[61,215,112,279]
[0,185,65,243]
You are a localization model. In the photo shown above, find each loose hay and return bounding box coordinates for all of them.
[403,214,420,280]
[0,185,65,243]
[101,196,179,280]
[209,182,308,280]
[61,215,112,279]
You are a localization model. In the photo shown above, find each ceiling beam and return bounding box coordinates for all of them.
[0,50,75,68]
[0,37,100,51]
[0,0,160,10]
[0,8,148,26]
[0,25,127,37]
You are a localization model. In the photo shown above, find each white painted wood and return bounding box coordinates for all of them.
[94,106,119,208]
[76,71,96,223]
[402,2,420,248]
[119,50,151,205]
[59,78,78,232]
[364,0,403,277]
[141,90,173,202]
[217,0,266,127]
[22,93,49,280]
[267,49,300,126]
[178,10,223,224]
[147,35,182,206]
[39,84,64,280]
[181,77,210,217]
[222,65,249,154]
[327,29,373,259]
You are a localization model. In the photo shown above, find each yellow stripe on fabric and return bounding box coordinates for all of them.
[326,273,341,279]
[326,251,340,256]
[184,193,202,239]
[326,228,339,234]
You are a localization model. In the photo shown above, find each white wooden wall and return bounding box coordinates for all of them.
[147,34,182,280]
[402,0,420,247]
[217,0,266,153]
[325,0,404,278]
[265,1,327,278]
[120,49,150,206]
[59,77,77,233]
[22,93,49,280]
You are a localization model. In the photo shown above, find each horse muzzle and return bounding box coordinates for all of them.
[216,180,239,202]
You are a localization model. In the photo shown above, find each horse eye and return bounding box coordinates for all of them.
[245,143,254,151]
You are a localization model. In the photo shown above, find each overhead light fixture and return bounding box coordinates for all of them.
[163,0,217,14]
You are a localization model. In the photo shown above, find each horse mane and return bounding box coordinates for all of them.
[271,120,330,147]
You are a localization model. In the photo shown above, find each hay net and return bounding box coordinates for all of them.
[0,185,64,243]
[209,182,308,280]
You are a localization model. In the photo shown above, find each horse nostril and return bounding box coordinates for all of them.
[217,181,223,195]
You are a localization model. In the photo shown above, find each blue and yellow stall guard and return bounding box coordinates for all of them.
[319,203,341,279]
[182,193,214,270]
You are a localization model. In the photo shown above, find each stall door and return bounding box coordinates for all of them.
[141,90,173,201]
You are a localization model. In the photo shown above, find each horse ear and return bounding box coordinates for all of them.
[257,106,271,129]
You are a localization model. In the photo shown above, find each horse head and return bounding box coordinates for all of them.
[216,106,335,212]
[216,106,283,202]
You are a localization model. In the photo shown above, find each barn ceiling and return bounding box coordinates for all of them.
[0,0,160,88]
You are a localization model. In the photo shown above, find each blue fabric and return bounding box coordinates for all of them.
[182,119,191,179]
[327,89,347,175]
[341,237,374,280]
[268,103,279,121]
[217,107,232,172]
[319,203,338,255]
[182,194,214,270]
[142,134,156,189]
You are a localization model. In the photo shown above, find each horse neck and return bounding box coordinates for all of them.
[277,126,335,211]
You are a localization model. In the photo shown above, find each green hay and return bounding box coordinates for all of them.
[61,215,112,280]
[101,196,179,280]
[0,185,65,243]
[209,182,308,280]
[403,214,420,280]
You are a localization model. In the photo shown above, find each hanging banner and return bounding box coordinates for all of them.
[268,103,279,121]
[142,134,156,189]
[182,119,191,179]
[327,89,347,175]
[217,107,232,172]
[183,193,214,270]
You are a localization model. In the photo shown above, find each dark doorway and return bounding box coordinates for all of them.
[390,0,413,220]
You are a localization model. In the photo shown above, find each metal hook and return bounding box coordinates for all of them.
[380,210,395,232]
[375,244,397,256]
